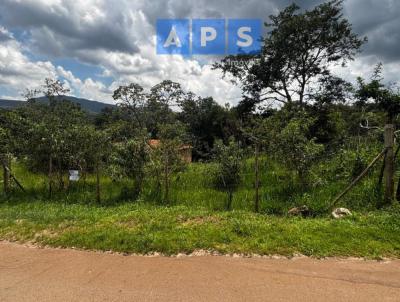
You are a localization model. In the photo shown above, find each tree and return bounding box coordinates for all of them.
[274,115,324,185]
[40,78,70,107]
[22,79,87,195]
[147,80,181,137]
[214,0,365,111]
[212,139,243,210]
[356,64,400,204]
[147,122,188,203]
[0,107,50,194]
[76,126,111,203]
[0,123,11,194]
[150,80,185,106]
[112,83,162,199]
[0,110,29,195]
[113,83,148,129]
[110,135,149,200]
[178,96,231,159]
[356,63,400,124]
[112,81,179,138]
[241,117,270,212]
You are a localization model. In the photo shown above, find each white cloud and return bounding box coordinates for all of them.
[0,30,56,98]
[56,66,114,102]
[2,0,399,106]
[331,55,400,86]
[0,0,251,104]
[85,41,242,105]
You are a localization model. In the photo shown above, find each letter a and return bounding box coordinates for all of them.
[164,26,182,47]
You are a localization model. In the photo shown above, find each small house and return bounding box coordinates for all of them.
[148,139,193,163]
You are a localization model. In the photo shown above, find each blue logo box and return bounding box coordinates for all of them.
[156,19,261,55]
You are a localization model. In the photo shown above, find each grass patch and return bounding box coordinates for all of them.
[1,153,386,215]
[1,200,400,258]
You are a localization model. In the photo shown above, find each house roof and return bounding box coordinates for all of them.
[148,139,161,148]
[147,139,192,149]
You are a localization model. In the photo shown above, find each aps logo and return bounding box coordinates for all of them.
[157,19,261,55]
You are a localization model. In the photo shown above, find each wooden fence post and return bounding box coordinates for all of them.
[2,154,10,194]
[48,156,53,198]
[384,124,394,204]
[330,148,386,208]
[96,160,101,203]
[254,143,260,213]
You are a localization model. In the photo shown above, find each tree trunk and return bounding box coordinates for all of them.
[227,190,233,210]
[96,160,101,203]
[48,156,53,198]
[57,160,64,190]
[164,157,169,204]
[378,152,387,189]
[2,154,10,194]
[298,169,307,190]
[384,124,394,205]
[254,144,260,213]
[133,172,143,200]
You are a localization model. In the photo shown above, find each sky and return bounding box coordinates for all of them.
[0,0,399,105]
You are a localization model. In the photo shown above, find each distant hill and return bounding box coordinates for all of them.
[0,99,25,109]
[0,96,115,114]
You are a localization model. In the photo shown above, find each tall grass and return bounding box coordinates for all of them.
[0,143,387,215]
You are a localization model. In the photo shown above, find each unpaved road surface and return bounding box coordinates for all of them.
[1,242,400,301]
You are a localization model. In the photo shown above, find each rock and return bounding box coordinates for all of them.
[331,208,352,219]
[288,205,310,217]
[176,253,186,258]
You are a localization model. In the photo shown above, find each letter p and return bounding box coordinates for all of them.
[192,19,225,55]
[201,27,217,47]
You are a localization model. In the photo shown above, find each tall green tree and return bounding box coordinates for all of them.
[147,122,188,203]
[110,134,149,200]
[178,96,232,159]
[212,139,243,210]
[113,83,148,130]
[274,115,324,185]
[356,64,400,124]
[214,0,365,111]
[23,79,87,195]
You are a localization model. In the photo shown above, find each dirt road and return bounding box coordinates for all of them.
[1,242,399,301]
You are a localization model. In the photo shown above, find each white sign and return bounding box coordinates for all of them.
[69,170,80,181]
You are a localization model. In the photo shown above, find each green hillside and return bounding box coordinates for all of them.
[0,96,115,114]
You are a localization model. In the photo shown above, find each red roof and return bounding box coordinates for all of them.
[148,139,192,149]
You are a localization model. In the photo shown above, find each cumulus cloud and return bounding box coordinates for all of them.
[57,66,114,102]
[0,0,399,103]
[0,0,140,56]
[0,30,56,96]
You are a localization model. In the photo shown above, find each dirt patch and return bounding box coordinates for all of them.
[34,229,59,240]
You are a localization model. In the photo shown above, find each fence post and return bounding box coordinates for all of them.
[2,154,10,194]
[384,124,394,204]
[254,143,260,213]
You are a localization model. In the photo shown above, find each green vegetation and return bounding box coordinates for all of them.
[0,144,387,214]
[1,153,399,258]
[0,201,400,258]
[1,1,400,257]
[1,200,399,258]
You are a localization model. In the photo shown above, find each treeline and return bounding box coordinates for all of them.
[0,71,398,207]
[1,0,400,210]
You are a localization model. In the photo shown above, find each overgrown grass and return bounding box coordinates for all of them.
[0,145,389,214]
[0,200,399,258]
[1,145,398,257]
